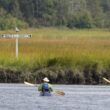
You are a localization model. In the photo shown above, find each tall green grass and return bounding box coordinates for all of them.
[0,28,110,70]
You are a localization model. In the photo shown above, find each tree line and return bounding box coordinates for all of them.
[0,0,110,29]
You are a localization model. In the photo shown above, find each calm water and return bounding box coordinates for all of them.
[0,84,110,110]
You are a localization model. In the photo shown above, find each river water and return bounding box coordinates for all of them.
[0,84,110,110]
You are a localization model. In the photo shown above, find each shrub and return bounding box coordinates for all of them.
[0,8,28,30]
[67,13,93,28]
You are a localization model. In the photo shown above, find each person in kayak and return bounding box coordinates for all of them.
[38,77,53,96]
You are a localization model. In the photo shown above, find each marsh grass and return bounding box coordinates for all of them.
[0,28,110,83]
[0,28,110,70]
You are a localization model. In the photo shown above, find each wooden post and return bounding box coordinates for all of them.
[16,37,18,59]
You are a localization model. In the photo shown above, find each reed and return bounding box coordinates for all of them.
[0,28,110,83]
[0,28,110,69]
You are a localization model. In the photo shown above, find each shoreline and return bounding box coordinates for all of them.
[0,66,109,85]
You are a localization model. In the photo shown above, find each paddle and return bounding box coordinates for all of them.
[55,91,65,96]
[103,77,110,84]
[24,81,37,86]
[24,81,65,96]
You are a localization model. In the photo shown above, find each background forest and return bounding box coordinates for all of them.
[0,0,110,30]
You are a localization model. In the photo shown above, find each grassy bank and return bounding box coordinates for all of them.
[0,28,110,84]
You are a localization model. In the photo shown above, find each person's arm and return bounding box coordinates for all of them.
[49,84,53,92]
[38,84,42,91]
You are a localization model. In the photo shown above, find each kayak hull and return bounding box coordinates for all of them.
[40,92,52,96]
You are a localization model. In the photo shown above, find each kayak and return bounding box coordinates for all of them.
[24,81,65,96]
[40,92,52,96]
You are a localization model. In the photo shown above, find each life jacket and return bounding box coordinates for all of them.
[42,83,49,92]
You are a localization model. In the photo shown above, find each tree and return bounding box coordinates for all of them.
[101,0,110,27]
[0,0,110,29]
[34,0,56,26]
[54,0,69,26]
[86,0,104,27]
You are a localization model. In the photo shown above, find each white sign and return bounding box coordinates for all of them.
[0,34,32,38]
[0,34,32,59]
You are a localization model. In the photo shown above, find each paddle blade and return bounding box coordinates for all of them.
[24,81,35,86]
[103,77,110,83]
[55,91,65,96]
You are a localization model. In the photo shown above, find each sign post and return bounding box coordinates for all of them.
[0,34,32,59]
[16,36,18,59]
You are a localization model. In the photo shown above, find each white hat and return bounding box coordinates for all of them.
[43,77,49,82]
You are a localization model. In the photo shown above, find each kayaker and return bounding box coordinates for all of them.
[38,77,53,96]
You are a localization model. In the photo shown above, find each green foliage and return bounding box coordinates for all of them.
[0,0,110,29]
[0,7,28,30]
[0,16,28,30]
[67,12,93,28]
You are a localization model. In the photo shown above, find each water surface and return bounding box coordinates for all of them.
[0,84,110,110]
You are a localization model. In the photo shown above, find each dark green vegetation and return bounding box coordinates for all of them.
[0,0,110,29]
[0,64,110,84]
